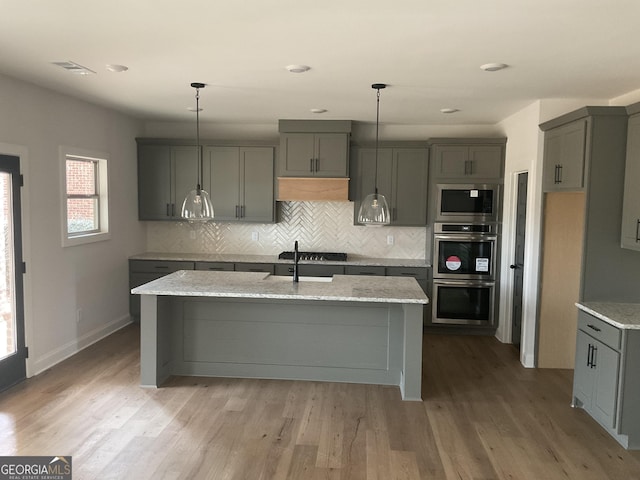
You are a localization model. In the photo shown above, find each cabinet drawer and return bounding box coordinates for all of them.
[345,266,386,276]
[130,260,195,273]
[234,263,275,273]
[275,264,344,277]
[578,311,621,350]
[195,261,235,271]
[385,266,428,280]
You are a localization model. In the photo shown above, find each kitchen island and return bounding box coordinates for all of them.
[131,270,429,400]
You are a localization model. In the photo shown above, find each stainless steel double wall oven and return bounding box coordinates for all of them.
[432,184,500,327]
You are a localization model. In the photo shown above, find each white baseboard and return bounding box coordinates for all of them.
[28,315,133,377]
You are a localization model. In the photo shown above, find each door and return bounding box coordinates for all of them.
[241,147,274,222]
[208,146,241,220]
[138,145,172,219]
[511,172,528,346]
[0,154,26,392]
[392,148,428,225]
[314,133,348,177]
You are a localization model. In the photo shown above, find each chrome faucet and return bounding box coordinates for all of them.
[293,240,300,283]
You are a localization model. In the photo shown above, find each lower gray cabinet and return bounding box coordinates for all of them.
[572,310,640,449]
[345,265,386,276]
[129,260,195,317]
[234,263,275,273]
[195,262,235,271]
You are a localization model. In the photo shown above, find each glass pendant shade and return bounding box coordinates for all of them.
[357,192,390,226]
[181,186,214,222]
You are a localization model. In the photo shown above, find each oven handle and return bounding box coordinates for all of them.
[433,279,495,287]
[434,234,498,241]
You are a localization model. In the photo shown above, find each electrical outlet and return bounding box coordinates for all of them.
[387,235,394,245]
[251,231,259,241]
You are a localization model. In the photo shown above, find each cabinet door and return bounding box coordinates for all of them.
[315,133,349,177]
[431,145,468,179]
[392,148,428,226]
[235,263,275,273]
[138,145,172,220]
[241,147,274,222]
[280,133,315,176]
[592,340,620,429]
[352,148,393,223]
[468,145,503,178]
[208,146,241,221]
[543,120,587,191]
[621,114,640,250]
[573,330,596,407]
[172,146,200,218]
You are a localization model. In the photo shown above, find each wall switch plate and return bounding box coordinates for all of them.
[387,235,394,245]
[251,231,259,241]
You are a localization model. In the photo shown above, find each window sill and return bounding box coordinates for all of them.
[62,231,111,248]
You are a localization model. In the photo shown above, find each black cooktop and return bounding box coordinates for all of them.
[278,251,348,262]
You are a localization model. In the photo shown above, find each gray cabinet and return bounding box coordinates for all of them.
[234,263,275,273]
[195,262,234,271]
[352,146,428,226]
[345,265,386,276]
[129,260,195,317]
[206,146,275,222]
[430,143,504,181]
[621,111,640,251]
[274,263,344,277]
[573,310,640,449]
[542,119,587,191]
[279,132,349,177]
[137,143,200,220]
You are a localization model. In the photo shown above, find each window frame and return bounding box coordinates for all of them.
[60,146,110,247]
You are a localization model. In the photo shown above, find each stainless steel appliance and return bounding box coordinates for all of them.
[431,222,498,326]
[435,183,500,222]
[433,223,497,280]
[432,279,495,326]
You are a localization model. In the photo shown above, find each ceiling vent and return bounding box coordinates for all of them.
[51,61,96,75]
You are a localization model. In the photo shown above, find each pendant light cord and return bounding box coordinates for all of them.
[374,87,380,195]
[195,86,202,194]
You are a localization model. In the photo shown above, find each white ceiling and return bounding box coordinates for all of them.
[1,0,639,127]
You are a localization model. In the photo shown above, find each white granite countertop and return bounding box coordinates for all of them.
[576,302,640,329]
[131,270,430,304]
[130,252,430,268]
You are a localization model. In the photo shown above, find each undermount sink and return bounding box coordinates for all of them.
[267,275,333,283]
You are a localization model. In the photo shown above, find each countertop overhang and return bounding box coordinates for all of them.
[132,270,429,304]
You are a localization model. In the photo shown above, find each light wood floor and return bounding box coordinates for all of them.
[1,325,639,480]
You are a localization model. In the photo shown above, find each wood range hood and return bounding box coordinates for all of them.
[276,177,350,202]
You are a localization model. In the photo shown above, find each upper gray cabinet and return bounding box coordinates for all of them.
[351,145,428,226]
[278,120,352,177]
[621,109,640,251]
[206,146,275,223]
[430,142,505,181]
[542,120,587,192]
[137,142,199,220]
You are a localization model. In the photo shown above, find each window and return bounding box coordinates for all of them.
[60,147,110,247]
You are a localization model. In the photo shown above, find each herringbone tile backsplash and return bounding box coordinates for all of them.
[146,201,427,259]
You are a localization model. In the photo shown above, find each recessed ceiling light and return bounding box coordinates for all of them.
[440,108,459,114]
[286,64,311,73]
[310,108,327,114]
[106,64,129,73]
[480,63,508,72]
[51,61,96,75]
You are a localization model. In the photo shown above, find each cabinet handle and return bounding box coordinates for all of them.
[556,164,563,184]
[154,265,169,270]
[393,207,397,221]
[235,205,239,218]
[587,324,601,333]
[466,160,473,175]
[240,205,245,218]
[636,219,640,242]
[591,345,598,368]
[587,344,592,367]
[310,158,314,172]
[166,203,171,217]
[171,203,176,216]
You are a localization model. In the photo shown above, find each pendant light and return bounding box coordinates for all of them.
[181,82,214,222]
[357,83,391,226]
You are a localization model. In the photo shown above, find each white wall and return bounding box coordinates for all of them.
[0,73,146,376]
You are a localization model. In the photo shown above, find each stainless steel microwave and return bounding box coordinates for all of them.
[435,184,500,222]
